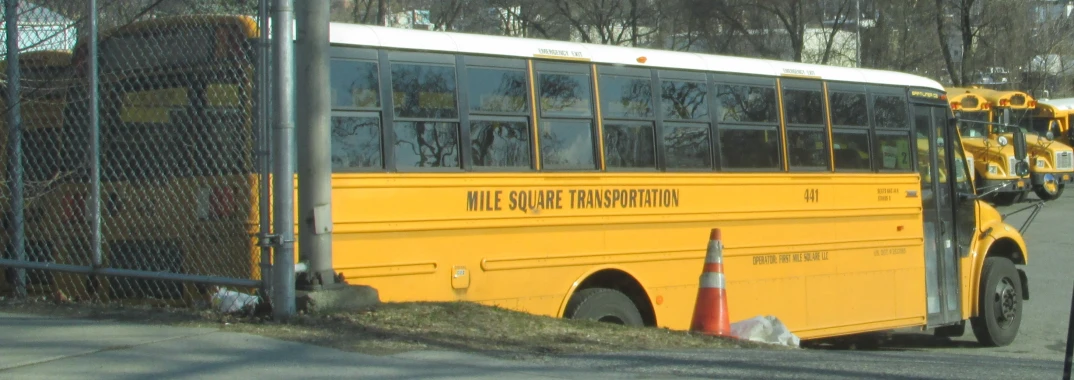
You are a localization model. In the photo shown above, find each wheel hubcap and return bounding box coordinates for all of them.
[994,277,1018,328]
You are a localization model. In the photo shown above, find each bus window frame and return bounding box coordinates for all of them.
[533,60,600,172]
[710,72,784,173]
[596,64,659,173]
[780,77,831,172]
[826,81,873,173]
[868,85,914,174]
[459,54,536,173]
[381,50,464,173]
[656,68,714,172]
[329,46,385,173]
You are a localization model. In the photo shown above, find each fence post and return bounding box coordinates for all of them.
[256,0,273,309]
[87,0,102,289]
[1063,280,1074,380]
[295,0,335,292]
[271,0,297,320]
[5,0,26,298]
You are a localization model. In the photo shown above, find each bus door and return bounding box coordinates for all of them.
[912,104,963,327]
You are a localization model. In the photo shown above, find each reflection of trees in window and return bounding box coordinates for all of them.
[663,80,708,120]
[783,89,824,125]
[394,122,460,168]
[539,72,592,117]
[719,128,780,169]
[604,123,655,168]
[391,63,458,118]
[600,75,652,119]
[331,115,382,171]
[873,95,908,129]
[829,92,867,126]
[471,120,529,168]
[540,120,595,170]
[468,68,528,113]
[715,85,777,123]
[330,59,380,109]
[663,124,711,169]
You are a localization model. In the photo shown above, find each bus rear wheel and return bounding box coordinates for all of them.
[564,287,644,327]
[971,257,1023,347]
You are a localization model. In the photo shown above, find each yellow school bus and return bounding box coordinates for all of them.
[56,15,1034,347]
[947,87,1034,205]
[0,50,74,294]
[1028,98,1074,199]
[984,89,1074,201]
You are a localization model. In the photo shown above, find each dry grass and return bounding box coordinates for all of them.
[0,296,775,359]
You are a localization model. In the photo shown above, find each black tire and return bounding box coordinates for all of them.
[564,287,644,327]
[970,257,1023,347]
[1034,183,1065,201]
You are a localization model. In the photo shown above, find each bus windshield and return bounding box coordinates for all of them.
[957,111,991,137]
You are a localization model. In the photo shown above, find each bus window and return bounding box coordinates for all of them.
[956,111,989,137]
[783,87,829,170]
[830,91,871,171]
[466,65,532,170]
[600,72,655,169]
[330,57,383,171]
[660,77,711,170]
[390,62,460,169]
[715,83,781,170]
[537,66,597,170]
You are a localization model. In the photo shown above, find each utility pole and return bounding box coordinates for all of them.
[271,0,296,320]
[295,0,339,291]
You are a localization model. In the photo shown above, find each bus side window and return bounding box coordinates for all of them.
[714,82,781,171]
[660,74,711,170]
[390,60,461,169]
[782,85,829,171]
[466,61,533,171]
[599,68,656,170]
[829,90,871,171]
[871,91,912,172]
[535,61,597,171]
[329,57,383,172]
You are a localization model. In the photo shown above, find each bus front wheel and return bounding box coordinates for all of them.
[971,257,1023,347]
[564,287,645,327]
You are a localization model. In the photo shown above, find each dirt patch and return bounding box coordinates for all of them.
[0,297,774,359]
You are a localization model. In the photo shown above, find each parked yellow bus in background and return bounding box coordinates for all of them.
[55,14,1033,347]
[981,89,1073,201]
[54,15,261,302]
[0,50,74,295]
[1031,98,1074,185]
[947,87,1032,205]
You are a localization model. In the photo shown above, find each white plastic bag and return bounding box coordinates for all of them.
[212,287,260,313]
[730,315,800,347]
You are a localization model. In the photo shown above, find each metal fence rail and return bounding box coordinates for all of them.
[0,0,272,310]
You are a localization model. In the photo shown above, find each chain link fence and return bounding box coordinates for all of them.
[0,0,271,311]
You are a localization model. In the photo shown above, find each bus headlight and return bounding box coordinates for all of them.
[998,136,1009,146]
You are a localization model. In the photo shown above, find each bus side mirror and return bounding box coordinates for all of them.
[1013,128,1030,177]
[948,117,959,129]
[1013,128,1027,161]
[1048,120,1060,140]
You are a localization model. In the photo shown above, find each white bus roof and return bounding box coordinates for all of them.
[1039,97,1074,111]
[327,22,945,92]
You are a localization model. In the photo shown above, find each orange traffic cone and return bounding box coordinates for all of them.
[690,228,732,338]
